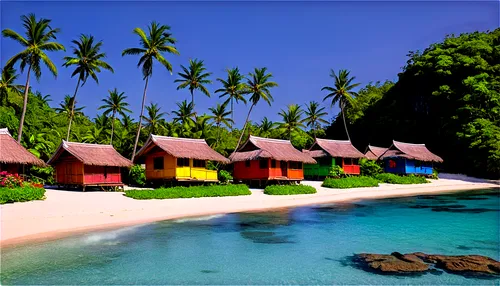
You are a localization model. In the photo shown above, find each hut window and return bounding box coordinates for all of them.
[104,166,108,178]
[289,162,302,170]
[193,160,206,168]
[344,158,353,165]
[271,160,276,168]
[245,161,251,168]
[177,158,189,167]
[153,157,164,170]
[259,159,268,169]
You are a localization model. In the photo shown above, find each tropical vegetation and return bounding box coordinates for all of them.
[322,176,380,189]
[125,184,251,199]
[264,184,317,195]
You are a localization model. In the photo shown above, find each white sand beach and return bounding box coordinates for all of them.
[1,174,497,248]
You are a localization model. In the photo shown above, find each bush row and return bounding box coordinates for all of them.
[264,185,316,195]
[322,176,380,189]
[375,173,430,184]
[125,184,251,200]
[0,186,46,204]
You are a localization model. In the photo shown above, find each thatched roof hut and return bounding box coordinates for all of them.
[47,141,133,167]
[380,140,443,163]
[135,135,229,163]
[230,136,316,164]
[0,128,45,167]
[364,145,388,160]
[307,138,365,159]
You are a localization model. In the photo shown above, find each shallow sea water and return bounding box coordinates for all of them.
[1,189,499,285]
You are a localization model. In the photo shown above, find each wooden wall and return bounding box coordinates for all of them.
[83,166,122,184]
[233,159,304,180]
[145,151,176,180]
[54,153,84,184]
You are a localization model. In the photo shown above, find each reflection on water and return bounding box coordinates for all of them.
[1,189,499,285]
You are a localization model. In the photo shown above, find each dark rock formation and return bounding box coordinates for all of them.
[353,252,500,277]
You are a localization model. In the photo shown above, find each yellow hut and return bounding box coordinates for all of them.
[134,135,229,182]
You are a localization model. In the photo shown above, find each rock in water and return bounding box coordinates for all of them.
[355,252,429,274]
[413,253,500,275]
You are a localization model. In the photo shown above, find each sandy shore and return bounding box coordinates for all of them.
[1,174,497,248]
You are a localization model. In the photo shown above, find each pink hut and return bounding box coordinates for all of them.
[47,141,133,191]
[0,128,45,174]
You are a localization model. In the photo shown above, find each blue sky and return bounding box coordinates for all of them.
[1,1,498,128]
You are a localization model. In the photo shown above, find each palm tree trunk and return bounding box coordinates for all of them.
[216,122,220,146]
[17,65,32,143]
[313,125,317,139]
[341,101,351,141]
[66,78,81,141]
[231,98,234,125]
[110,110,116,145]
[233,104,254,154]
[131,76,149,162]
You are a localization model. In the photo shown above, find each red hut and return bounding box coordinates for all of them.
[47,141,133,191]
[304,138,365,175]
[364,145,388,161]
[0,128,45,174]
[230,136,316,184]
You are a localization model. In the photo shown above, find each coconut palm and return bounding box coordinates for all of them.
[142,103,167,135]
[304,101,329,138]
[278,104,305,140]
[258,117,275,138]
[321,69,360,141]
[234,67,278,153]
[55,95,85,134]
[215,67,246,123]
[2,14,65,142]
[172,100,196,129]
[191,115,212,139]
[83,126,105,144]
[208,102,233,145]
[34,91,52,106]
[174,58,212,106]
[94,113,110,131]
[98,88,131,144]
[121,114,135,131]
[122,21,179,161]
[0,66,23,106]
[62,34,113,141]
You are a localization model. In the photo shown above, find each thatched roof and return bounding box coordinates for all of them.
[379,140,443,163]
[364,145,388,160]
[230,136,316,163]
[135,135,229,163]
[47,141,133,167]
[308,138,365,159]
[0,128,45,166]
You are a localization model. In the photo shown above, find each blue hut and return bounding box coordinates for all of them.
[379,140,443,175]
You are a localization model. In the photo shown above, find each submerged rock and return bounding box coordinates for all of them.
[352,252,500,277]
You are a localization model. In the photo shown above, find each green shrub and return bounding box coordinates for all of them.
[125,184,251,200]
[328,165,344,178]
[359,158,383,176]
[30,166,55,185]
[322,176,379,189]
[430,169,439,180]
[218,170,233,184]
[0,186,46,204]
[129,165,146,186]
[264,184,316,195]
[207,161,218,171]
[375,173,429,184]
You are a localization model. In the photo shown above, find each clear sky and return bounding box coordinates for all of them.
[1,1,498,128]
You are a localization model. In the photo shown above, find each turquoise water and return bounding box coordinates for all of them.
[1,189,499,285]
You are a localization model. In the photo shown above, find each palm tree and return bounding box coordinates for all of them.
[63,34,114,141]
[2,13,65,142]
[55,95,85,134]
[98,88,131,144]
[172,100,196,129]
[174,58,212,107]
[215,67,246,123]
[122,21,179,161]
[321,69,360,141]
[94,113,110,130]
[208,102,233,145]
[234,67,278,153]
[34,91,52,106]
[121,114,135,131]
[83,126,105,144]
[304,101,329,138]
[0,66,23,106]
[278,104,305,140]
[191,115,212,139]
[143,103,167,135]
[258,117,275,138]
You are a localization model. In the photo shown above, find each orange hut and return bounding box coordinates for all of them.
[0,128,45,174]
[230,136,316,184]
[47,141,133,191]
[134,135,229,183]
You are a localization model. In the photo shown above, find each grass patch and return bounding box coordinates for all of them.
[0,186,46,204]
[322,176,380,189]
[125,184,251,200]
[264,185,316,195]
[375,173,430,184]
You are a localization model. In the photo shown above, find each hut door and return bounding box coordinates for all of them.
[280,161,288,177]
